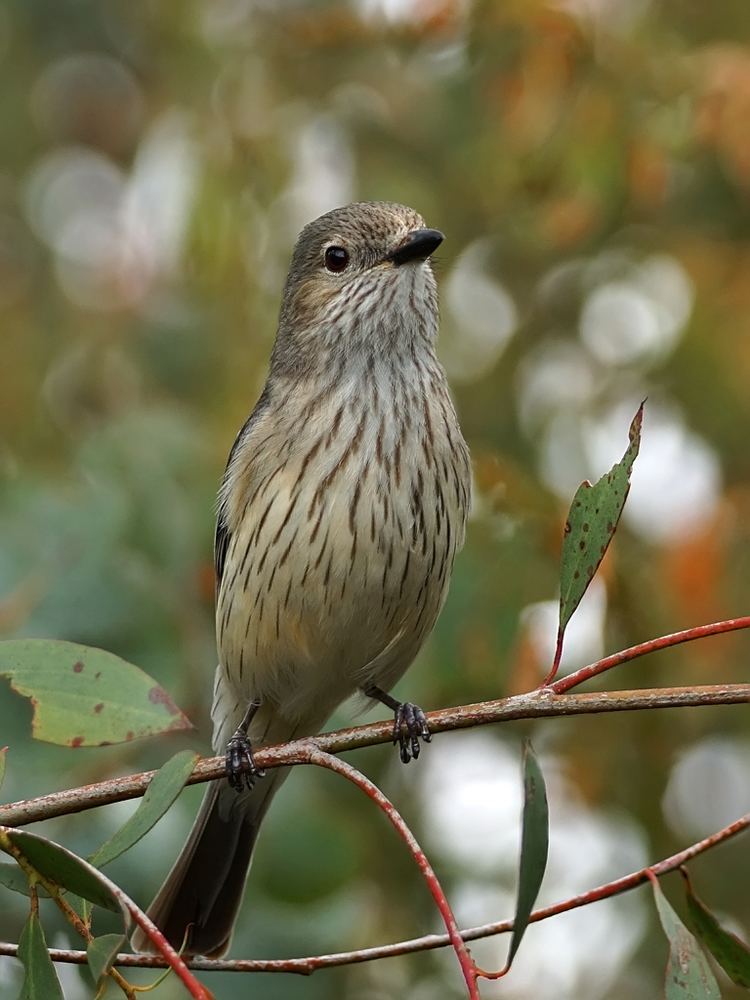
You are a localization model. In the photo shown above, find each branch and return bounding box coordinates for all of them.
[2,683,749,827]
[296,745,479,997]
[551,616,750,694]
[1,813,746,975]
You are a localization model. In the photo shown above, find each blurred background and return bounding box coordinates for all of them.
[2,0,750,997]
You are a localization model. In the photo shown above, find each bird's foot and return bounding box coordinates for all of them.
[392,701,431,764]
[225,730,265,792]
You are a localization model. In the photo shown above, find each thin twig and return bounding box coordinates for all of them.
[551,616,750,694]
[294,745,480,998]
[0,827,212,1000]
[0,829,137,999]
[2,683,748,827]
[1,813,746,976]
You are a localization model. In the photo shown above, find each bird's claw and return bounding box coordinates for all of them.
[225,731,265,792]
[392,702,431,763]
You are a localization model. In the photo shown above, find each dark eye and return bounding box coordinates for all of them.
[324,246,349,273]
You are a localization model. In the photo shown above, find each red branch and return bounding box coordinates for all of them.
[0,615,748,992]
[1,812,746,976]
[123,892,211,999]
[551,616,750,694]
[290,744,481,999]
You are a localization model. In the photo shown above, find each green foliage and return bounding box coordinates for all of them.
[0,862,34,897]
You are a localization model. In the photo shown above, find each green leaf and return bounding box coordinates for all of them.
[0,861,33,896]
[0,639,192,746]
[87,933,125,985]
[5,830,121,913]
[651,876,720,999]
[89,749,198,868]
[683,869,750,988]
[17,908,64,1000]
[0,745,6,789]
[558,402,644,636]
[505,739,549,972]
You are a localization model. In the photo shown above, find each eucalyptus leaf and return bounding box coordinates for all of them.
[0,861,32,896]
[5,830,121,913]
[684,870,750,988]
[558,402,644,637]
[90,749,198,868]
[87,933,125,985]
[652,876,720,999]
[17,908,64,1000]
[504,739,549,972]
[0,639,192,746]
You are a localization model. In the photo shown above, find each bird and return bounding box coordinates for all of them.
[132,201,471,958]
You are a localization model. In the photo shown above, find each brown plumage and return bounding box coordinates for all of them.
[132,201,471,958]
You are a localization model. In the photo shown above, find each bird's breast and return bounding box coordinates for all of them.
[216,362,470,713]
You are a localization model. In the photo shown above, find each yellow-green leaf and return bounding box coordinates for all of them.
[0,639,192,747]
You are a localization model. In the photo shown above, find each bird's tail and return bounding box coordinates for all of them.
[131,768,287,958]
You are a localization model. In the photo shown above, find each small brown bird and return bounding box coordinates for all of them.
[133,201,471,957]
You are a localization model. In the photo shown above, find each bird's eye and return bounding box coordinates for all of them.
[324,246,349,273]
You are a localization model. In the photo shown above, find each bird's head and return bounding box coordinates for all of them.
[273,201,443,374]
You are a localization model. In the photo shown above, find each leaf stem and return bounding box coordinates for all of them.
[543,628,565,686]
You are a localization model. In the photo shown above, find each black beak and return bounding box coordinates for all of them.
[386,228,444,266]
